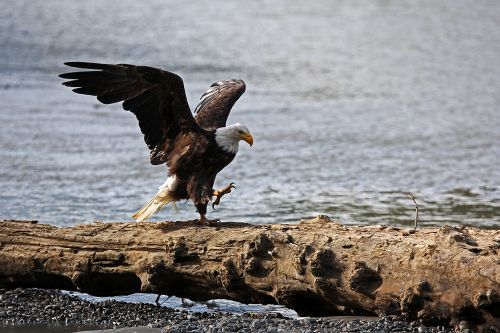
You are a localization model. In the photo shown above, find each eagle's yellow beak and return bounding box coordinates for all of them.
[241,133,254,146]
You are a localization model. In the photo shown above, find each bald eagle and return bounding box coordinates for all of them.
[59,62,253,225]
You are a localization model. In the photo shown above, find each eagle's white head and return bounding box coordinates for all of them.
[215,123,253,154]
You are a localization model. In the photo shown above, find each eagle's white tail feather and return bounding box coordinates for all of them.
[132,190,174,222]
[132,175,179,222]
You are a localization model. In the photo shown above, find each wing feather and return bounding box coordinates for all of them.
[194,79,246,130]
[60,62,203,165]
[97,81,143,104]
[60,70,126,81]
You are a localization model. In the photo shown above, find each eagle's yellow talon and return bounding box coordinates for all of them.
[212,183,236,210]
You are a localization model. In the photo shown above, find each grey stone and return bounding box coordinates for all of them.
[0,288,459,333]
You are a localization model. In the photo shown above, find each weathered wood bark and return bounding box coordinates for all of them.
[0,217,498,331]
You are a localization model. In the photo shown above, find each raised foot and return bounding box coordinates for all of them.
[212,182,236,210]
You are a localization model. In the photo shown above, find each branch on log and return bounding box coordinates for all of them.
[0,217,498,331]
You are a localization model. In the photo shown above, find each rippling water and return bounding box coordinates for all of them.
[1,0,500,228]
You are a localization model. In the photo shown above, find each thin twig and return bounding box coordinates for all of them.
[155,294,172,307]
[407,193,419,230]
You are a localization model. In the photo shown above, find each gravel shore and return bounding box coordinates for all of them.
[0,289,457,332]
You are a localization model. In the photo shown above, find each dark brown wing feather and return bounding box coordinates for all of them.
[194,79,246,130]
[59,62,203,165]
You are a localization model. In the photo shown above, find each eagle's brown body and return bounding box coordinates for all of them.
[165,131,236,215]
[60,62,252,223]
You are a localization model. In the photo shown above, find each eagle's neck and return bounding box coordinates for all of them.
[215,126,240,154]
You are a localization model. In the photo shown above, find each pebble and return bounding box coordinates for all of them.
[0,288,460,333]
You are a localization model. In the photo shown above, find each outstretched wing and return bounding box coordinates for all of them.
[59,62,203,165]
[194,79,246,130]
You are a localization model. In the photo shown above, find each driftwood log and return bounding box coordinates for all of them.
[0,217,498,331]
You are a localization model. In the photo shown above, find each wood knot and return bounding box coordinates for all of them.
[245,233,275,277]
[415,280,432,295]
[300,215,335,225]
[172,238,200,264]
[248,233,274,258]
[438,226,478,246]
[400,285,433,320]
[222,259,246,292]
[311,249,342,277]
[348,261,383,296]
[296,245,314,275]
[473,289,499,308]
[374,294,402,316]
[244,257,271,277]
[92,251,125,266]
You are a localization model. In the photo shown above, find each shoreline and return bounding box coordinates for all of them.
[0,289,459,333]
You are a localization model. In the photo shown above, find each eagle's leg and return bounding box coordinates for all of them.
[196,204,220,226]
[212,182,236,209]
